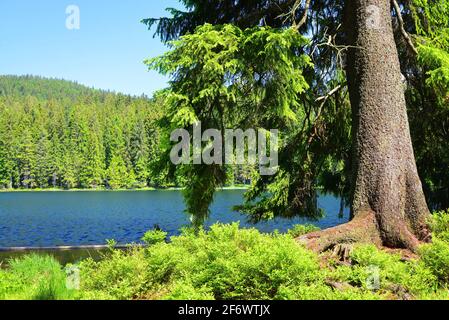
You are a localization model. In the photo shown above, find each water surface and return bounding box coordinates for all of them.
[0,190,349,247]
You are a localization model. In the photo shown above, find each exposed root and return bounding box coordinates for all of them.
[325,280,354,291]
[297,209,382,253]
[385,284,414,300]
[297,208,431,254]
[330,243,354,262]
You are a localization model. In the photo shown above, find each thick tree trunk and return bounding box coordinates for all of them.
[300,0,431,252]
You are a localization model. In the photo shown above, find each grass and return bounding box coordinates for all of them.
[1,211,448,300]
[0,254,75,300]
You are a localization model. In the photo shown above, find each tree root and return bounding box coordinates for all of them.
[297,208,431,255]
[297,210,382,253]
[330,243,354,262]
[325,280,355,291]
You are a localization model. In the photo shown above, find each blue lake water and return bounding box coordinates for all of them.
[0,190,349,247]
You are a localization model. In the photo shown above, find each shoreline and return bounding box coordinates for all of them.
[0,244,136,252]
[0,186,250,193]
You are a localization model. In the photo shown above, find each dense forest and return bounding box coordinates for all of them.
[0,75,166,190]
[0,75,251,190]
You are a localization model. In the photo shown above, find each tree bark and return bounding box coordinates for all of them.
[300,0,431,252]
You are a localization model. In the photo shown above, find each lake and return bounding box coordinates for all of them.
[0,190,349,248]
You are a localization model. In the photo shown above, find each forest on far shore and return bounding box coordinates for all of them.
[0,75,165,190]
[0,75,251,191]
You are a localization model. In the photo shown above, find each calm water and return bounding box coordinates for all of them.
[0,190,349,247]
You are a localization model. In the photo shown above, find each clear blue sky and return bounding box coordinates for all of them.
[0,1,183,96]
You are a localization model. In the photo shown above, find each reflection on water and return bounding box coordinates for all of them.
[0,190,349,248]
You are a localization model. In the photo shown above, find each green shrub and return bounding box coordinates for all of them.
[79,247,150,300]
[429,210,449,243]
[329,245,441,298]
[76,224,449,300]
[142,229,168,246]
[170,224,321,300]
[419,239,449,283]
[422,210,449,286]
[163,281,214,300]
[276,283,382,300]
[5,222,449,301]
[287,224,320,238]
[80,223,323,300]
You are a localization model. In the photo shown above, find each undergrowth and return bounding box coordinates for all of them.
[1,211,448,300]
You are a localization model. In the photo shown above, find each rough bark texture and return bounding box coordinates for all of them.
[298,209,382,252]
[299,0,431,252]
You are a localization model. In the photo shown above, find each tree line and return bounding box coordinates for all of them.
[0,75,252,190]
[0,75,165,190]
